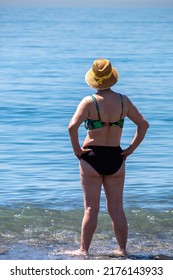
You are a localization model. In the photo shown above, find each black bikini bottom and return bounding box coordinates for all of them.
[80,146,124,175]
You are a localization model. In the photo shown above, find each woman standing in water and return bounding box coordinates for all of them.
[68,58,149,256]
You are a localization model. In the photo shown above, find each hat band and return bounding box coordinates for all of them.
[91,70,112,85]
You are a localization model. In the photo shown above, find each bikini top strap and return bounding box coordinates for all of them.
[92,95,101,120]
[119,94,124,119]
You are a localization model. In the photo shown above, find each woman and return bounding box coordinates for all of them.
[68,58,149,256]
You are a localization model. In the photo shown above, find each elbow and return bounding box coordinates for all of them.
[137,119,149,131]
[142,119,150,130]
[68,122,77,134]
[68,122,72,132]
[145,120,150,129]
[68,123,73,134]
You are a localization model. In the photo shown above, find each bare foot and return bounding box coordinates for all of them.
[112,249,127,257]
[0,248,7,255]
[64,249,88,257]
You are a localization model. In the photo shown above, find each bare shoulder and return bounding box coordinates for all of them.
[69,96,92,126]
[121,94,130,105]
[124,95,149,127]
[74,95,93,117]
[78,95,93,107]
[119,94,130,113]
[121,95,136,111]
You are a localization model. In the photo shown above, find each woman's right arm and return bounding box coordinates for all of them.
[68,97,92,159]
[121,97,149,160]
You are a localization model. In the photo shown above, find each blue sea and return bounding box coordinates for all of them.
[0,7,173,260]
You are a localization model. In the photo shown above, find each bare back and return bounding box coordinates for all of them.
[83,90,127,147]
[69,87,148,156]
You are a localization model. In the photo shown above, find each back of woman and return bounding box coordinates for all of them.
[68,58,149,257]
[83,90,126,147]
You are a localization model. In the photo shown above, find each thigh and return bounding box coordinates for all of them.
[103,161,125,207]
[80,159,103,210]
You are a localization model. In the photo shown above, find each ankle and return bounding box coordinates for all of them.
[118,248,127,256]
[80,248,89,256]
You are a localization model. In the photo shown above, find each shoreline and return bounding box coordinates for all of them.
[1,242,173,260]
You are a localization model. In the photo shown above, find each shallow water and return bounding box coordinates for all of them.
[0,207,173,259]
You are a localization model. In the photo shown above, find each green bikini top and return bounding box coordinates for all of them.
[84,94,124,130]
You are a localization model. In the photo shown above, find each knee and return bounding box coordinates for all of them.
[107,203,123,216]
[85,206,99,217]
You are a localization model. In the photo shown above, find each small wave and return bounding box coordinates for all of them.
[0,206,173,259]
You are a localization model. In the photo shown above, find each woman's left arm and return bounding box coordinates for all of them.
[121,97,149,160]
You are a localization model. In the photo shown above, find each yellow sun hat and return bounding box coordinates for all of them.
[85,58,119,89]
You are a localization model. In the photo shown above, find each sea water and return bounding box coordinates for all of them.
[0,7,173,259]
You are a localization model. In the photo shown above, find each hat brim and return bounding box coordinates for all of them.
[85,67,119,89]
